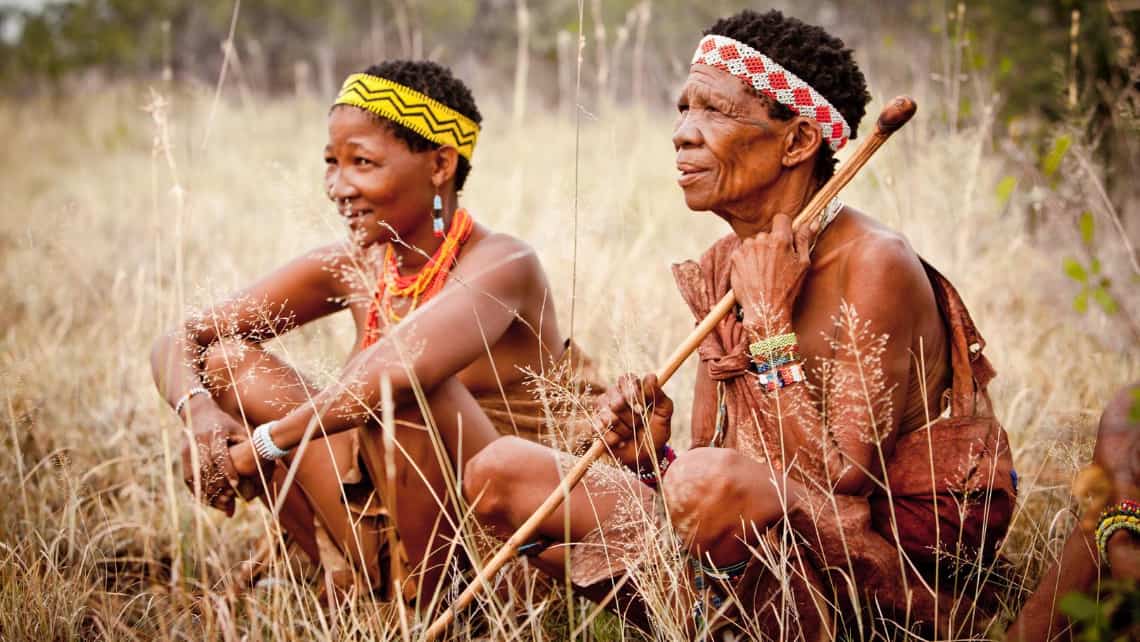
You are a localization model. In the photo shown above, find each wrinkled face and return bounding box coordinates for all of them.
[324,106,436,247]
[672,64,793,214]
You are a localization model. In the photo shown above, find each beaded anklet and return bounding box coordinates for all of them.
[516,536,555,558]
[1095,499,1140,564]
[696,557,750,582]
[689,554,751,631]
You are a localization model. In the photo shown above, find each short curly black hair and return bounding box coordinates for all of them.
[704,10,870,182]
[336,59,483,191]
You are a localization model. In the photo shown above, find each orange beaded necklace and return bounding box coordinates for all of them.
[362,208,475,348]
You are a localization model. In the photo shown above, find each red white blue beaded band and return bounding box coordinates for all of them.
[756,362,806,392]
[691,34,852,151]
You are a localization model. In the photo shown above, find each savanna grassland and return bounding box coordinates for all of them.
[1,72,1138,641]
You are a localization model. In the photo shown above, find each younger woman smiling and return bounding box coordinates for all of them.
[150,60,584,599]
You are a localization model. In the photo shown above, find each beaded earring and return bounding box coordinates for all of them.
[432,193,445,237]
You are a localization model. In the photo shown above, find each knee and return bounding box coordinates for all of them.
[200,338,263,412]
[462,436,528,525]
[663,448,751,550]
[201,338,260,381]
[202,338,265,391]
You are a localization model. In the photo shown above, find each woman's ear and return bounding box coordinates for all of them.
[781,118,823,169]
[430,146,461,189]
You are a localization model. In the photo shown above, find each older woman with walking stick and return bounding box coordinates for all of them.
[460,9,1016,639]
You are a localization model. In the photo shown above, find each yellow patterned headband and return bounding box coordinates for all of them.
[334,73,480,161]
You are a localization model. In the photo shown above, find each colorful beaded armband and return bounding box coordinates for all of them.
[756,362,806,392]
[748,332,798,359]
[746,332,805,391]
[1095,499,1140,564]
[751,352,799,374]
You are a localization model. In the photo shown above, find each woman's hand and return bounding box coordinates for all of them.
[181,406,243,516]
[730,213,818,327]
[229,440,261,478]
[596,373,673,469]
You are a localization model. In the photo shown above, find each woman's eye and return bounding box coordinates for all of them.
[324,156,336,165]
[354,157,373,167]
[677,102,689,113]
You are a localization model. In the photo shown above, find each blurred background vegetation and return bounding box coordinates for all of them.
[3,0,1136,334]
[2,1,1137,142]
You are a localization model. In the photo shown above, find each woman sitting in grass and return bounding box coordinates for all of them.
[150,59,592,601]
[463,10,1017,639]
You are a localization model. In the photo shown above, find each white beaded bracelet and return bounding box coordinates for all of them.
[251,421,289,461]
[174,386,210,418]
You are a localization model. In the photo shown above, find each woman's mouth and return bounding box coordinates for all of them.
[677,165,707,187]
[342,208,372,220]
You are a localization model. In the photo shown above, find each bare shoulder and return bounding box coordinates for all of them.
[454,227,545,288]
[831,209,928,300]
[287,240,368,297]
[1101,382,1140,434]
[297,240,360,271]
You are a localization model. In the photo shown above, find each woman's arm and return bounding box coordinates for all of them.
[151,242,351,411]
[232,236,546,472]
[800,235,920,493]
[151,243,352,507]
[1008,383,1140,641]
[732,219,920,495]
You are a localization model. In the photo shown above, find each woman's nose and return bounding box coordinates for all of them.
[672,112,704,150]
[326,169,360,202]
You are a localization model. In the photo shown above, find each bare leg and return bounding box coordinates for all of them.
[356,375,506,601]
[663,447,792,564]
[667,448,972,639]
[463,437,658,598]
[203,340,530,603]
[202,339,378,574]
[663,448,830,641]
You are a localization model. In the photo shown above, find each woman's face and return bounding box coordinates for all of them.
[324,106,436,247]
[672,65,793,215]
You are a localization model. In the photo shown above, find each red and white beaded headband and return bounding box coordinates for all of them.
[691,34,852,151]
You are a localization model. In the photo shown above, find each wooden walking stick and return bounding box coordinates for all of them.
[425,96,916,638]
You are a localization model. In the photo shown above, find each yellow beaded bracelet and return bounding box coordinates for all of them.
[748,332,798,358]
[1094,499,1140,564]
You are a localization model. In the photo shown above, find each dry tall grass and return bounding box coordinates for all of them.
[1,81,1137,640]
